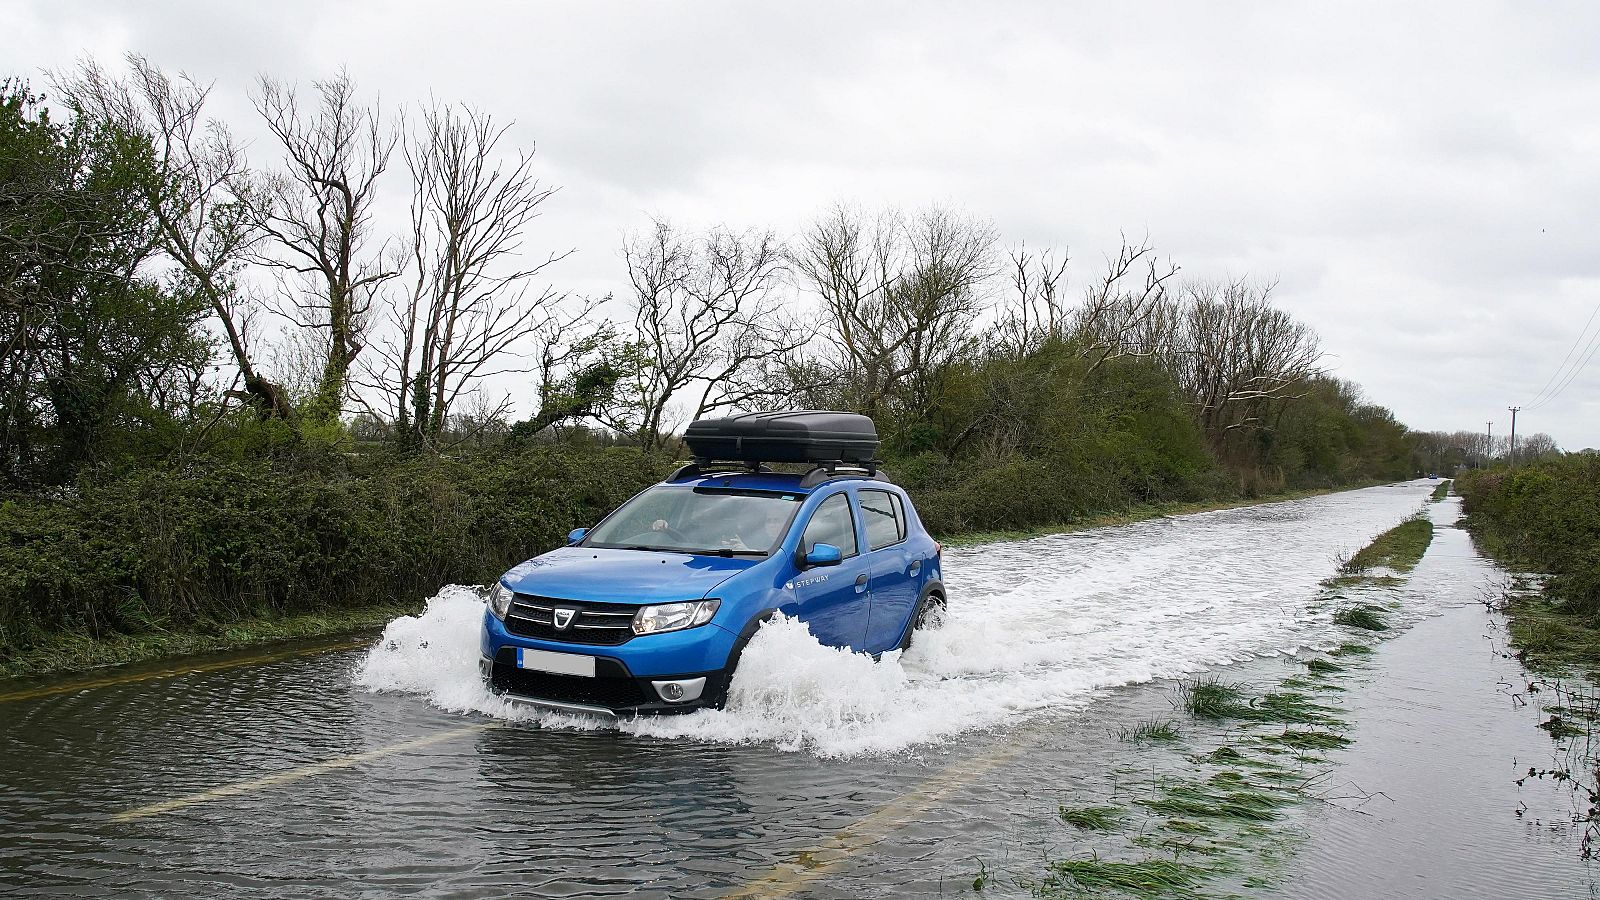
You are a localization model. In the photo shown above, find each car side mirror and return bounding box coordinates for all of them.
[567,527,588,545]
[804,542,842,568]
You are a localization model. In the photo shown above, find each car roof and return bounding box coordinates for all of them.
[665,470,895,495]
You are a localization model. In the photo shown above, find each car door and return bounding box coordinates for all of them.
[859,488,919,653]
[784,491,870,652]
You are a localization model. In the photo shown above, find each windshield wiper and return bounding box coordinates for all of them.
[612,544,766,557]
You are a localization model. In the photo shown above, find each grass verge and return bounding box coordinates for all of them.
[0,601,418,680]
[1489,592,1600,678]
[1340,515,1434,576]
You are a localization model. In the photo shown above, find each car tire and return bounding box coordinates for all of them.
[898,589,946,651]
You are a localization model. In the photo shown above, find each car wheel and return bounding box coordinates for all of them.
[898,590,946,651]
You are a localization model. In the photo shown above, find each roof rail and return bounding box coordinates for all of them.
[798,461,891,488]
[667,461,772,482]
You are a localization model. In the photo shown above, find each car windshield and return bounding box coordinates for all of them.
[582,485,804,555]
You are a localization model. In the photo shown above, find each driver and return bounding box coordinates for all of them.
[725,504,790,552]
[648,502,790,551]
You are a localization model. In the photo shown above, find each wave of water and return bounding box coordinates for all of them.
[356,482,1437,757]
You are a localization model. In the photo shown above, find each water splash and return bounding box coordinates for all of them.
[356,482,1438,757]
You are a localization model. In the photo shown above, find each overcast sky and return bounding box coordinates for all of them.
[6,1,1598,447]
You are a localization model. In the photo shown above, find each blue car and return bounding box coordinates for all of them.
[479,413,944,716]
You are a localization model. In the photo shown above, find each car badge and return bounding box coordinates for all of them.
[553,608,577,630]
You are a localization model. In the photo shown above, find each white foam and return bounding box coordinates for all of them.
[356,482,1443,757]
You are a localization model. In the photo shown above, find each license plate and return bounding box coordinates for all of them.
[516,647,596,678]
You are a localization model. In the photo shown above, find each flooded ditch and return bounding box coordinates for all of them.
[2,482,1594,897]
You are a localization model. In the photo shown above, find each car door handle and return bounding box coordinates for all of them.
[854,573,869,592]
[909,559,922,575]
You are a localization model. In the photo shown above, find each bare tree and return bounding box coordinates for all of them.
[55,54,290,417]
[1519,432,1559,461]
[358,100,568,447]
[248,71,396,424]
[1166,278,1322,451]
[793,204,998,420]
[1070,234,1180,373]
[621,220,795,450]
[993,242,1070,354]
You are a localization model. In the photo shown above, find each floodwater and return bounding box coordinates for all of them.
[0,482,1592,897]
[1264,498,1598,900]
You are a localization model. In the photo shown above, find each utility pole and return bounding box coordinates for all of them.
[1485,421,1493,469]
[1507,407,1521,468]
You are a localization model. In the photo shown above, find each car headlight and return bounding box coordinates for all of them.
[488,583,514,619]
[632,599,721,635]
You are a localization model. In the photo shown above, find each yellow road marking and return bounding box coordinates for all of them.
[0,638,372,704]
[112,722,499,822]
[723,746,1019,899]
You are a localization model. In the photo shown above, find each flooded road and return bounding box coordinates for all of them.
[2,481,1591,897]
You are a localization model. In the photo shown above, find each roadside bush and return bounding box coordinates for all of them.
[1457,455,1600,618]
[0,446,671,654]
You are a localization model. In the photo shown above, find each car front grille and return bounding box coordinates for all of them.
[493,667,649,709]
[503,595,638,645]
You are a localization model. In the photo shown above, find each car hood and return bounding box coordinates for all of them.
[500,545,757,604]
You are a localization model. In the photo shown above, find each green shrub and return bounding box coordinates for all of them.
[1458,456,1600,617]
[0,446,671,654]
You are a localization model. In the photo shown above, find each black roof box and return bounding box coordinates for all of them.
[683,410,879,465]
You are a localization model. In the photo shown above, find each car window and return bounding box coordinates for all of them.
[584,485,801,554]
[858,489,903,550]
[891,493,908,540]
[801,493,858,558]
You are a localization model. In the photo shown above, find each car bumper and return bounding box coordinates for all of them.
[480,609,739,715]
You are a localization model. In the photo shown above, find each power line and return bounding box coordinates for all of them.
[1527,295,1600,410]
[1529,318,1600,411]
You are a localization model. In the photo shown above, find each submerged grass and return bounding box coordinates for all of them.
[1140,781,1291,823]
[1121,719,1182,744]
[1252,691,1340,726]
[1329,642,1372,657]
[1205,746,1246,764]
[1304,657,1344,675]
[1036,858,1210,899]
[1430,480,1452,501]
[1176,677,1252,720]
[1537,716,1588,740]
[1263,729,1353,752]
[1333,604,1390,631]
[1174,679,1340,725]
[1059,805,1125,831]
